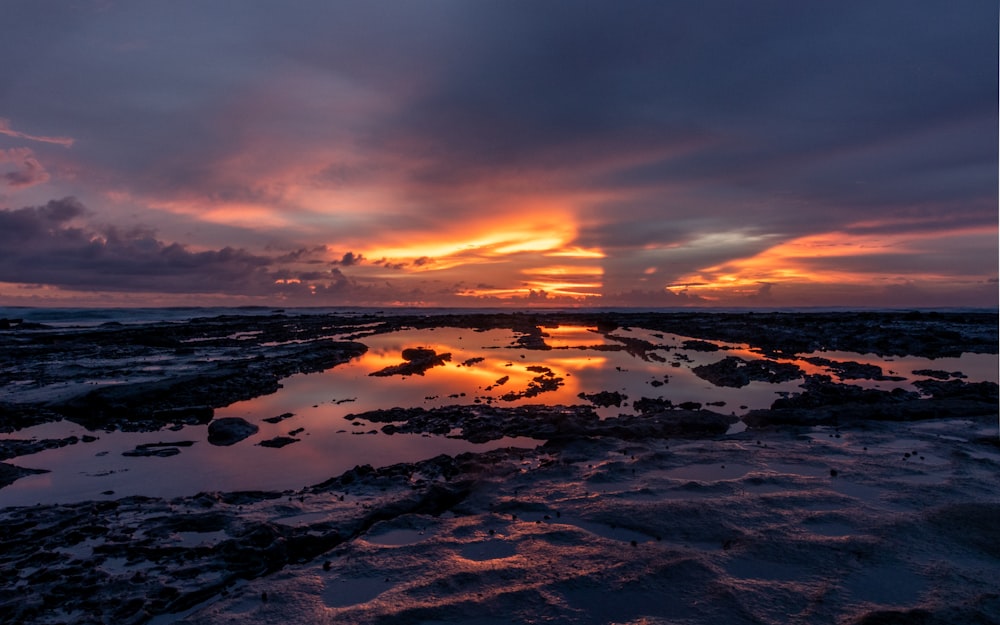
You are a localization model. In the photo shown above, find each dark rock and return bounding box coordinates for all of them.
[577,391,628,408]
[802,356,904,381]
[744,375,998,427]
[207,418,259,446]
[633,397,674,414]
[913,379,998,401]
[513,326,551,350]
[369,348,452,376]
[693,356,803,388]
[0,461,49,488]
[912,369,966,380]
[682,340,721,352]
[0,435,80,461]
[258,436,300,448]
[263,412,295,424]
[123,447,182,457]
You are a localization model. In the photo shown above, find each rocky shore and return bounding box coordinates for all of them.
[0,310,997,624]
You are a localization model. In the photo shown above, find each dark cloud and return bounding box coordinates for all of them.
[0,197,87,240]
[0,199,333,297]
[332,252,363,267]
[0,2,994,306]
[271,246,329,264]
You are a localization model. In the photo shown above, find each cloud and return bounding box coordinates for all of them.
[0,148,51,189]
[0,198,344,298]
[332,251,363,266]
[0,118,74,147]
[0,197,87,239]
[0,2,994,308]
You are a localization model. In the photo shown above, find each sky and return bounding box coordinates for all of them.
[1,1,997,309]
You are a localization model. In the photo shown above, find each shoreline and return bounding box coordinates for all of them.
[1,311,997,624]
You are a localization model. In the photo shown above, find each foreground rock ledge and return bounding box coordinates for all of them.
[2,416,999,625]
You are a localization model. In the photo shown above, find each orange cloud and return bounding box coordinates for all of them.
[668,224,998,300]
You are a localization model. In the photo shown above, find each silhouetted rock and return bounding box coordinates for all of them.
[693,356,803,388]
[578,391,628,408]
[0,462,48,488]
[258,436,299,448]
[369,348,451,376]
[802,356,904,381]
[208,418,259,446]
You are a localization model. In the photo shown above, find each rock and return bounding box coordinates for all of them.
[258,436,300,448]
[692,356,803,388]
[577,391,628,408]
[633,397,674,414]
[123,447,181,457]
[802,356,904,381]
[207,418,259,446]
[0,461,49,488]
[263,412,295,424]
[369,348,452,376]
[682,339,721,352]
[912,369,966,380]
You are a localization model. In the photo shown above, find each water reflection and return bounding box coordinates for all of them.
[1,324,995,507]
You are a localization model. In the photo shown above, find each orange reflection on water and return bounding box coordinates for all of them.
[541,325,602,348]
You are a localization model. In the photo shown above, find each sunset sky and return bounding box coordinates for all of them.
[1,1,996,308]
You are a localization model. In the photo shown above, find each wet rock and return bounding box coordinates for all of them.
[207,418,259,446]
[0,435,81,461]
[513,326,551,350]
[633,397,674,414]
[123,447,182,457]
[744,375,997,427]
[262,412,295,424]
[258,436,300,448]
[692,356,803,388]
[369,348,452,377]
[912,369,966,380]
[913,378,998,401]
[0,461,49,487]
[602,333,671,361]
[682,339,721,352]
[578,391,628,408]
[498,366,564,401]
[802,356,905,381]
[598,409,737,438]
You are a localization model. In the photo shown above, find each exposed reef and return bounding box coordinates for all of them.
[0,310,997,625]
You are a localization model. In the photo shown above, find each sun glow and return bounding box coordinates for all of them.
[667,225,997,297]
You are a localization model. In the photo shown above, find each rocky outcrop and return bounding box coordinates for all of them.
[693,356,803,388]
[208,418,259,446]
[369,348,451,377]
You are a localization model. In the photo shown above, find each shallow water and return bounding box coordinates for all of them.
[2,323,996,507]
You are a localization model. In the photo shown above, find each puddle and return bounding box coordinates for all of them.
[3,323,995,507]
[322,577,395,608]
[845,564,928,605]
[725,556,812,581]
[460,539,518,561]
[564,518,655,544]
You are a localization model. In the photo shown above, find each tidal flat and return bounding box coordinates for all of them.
[1,310,998,624]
